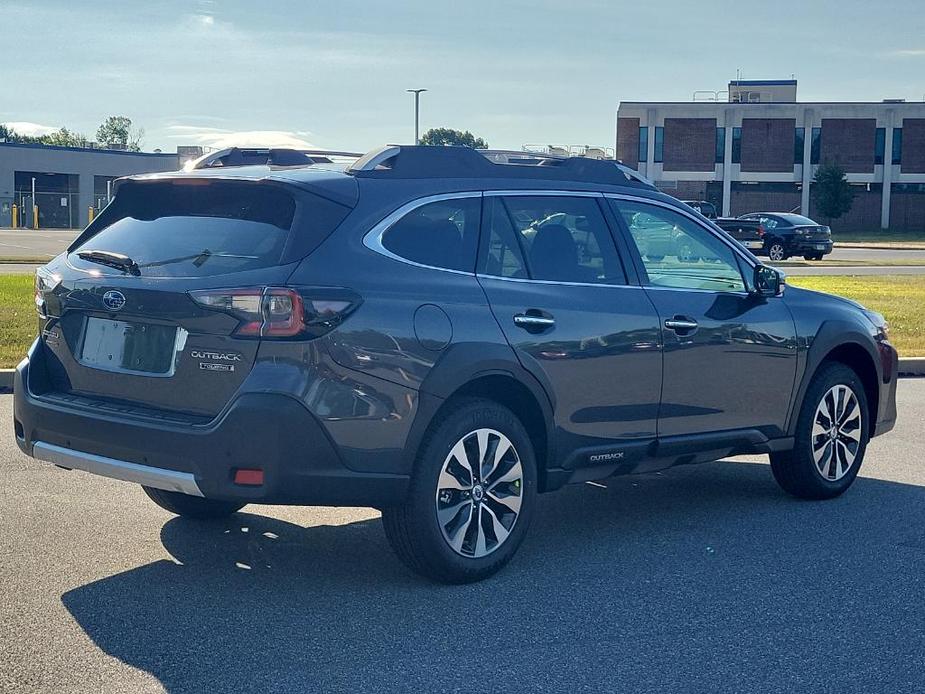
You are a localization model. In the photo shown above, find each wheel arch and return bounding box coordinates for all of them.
[411,344,556,491]
[788,324,880,437]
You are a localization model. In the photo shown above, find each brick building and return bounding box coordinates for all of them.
[616,80,925,231]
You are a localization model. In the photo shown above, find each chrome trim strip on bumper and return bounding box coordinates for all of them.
[31,441,204,497]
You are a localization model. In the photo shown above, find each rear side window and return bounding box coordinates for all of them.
[481,195,626,284]
[71,181,300,277]
[381,197,480,272]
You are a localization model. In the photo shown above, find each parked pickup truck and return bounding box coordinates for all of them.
[715,217,765,252]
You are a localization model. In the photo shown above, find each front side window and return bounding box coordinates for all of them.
[611,200,746,293]
[480,196,626,285]
[381,197,480,272]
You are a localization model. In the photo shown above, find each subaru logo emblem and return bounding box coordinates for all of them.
[102,290,126,311]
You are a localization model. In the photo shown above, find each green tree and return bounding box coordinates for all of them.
[96,115,144,151]
[811,161,854,225]
[40,127,90,148]
[419,127,488,149]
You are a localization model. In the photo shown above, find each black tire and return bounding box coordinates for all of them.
[767,241,787,262]
[382,397,537,584]
[770,363,869,500]
[803,253,824,261]
[142,486,246,519]
[647,254,665,262]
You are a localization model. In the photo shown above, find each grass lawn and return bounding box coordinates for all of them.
[833,230,925,248]
[0,274,36,368]
[787,275,925,356]
[0,273,923,369]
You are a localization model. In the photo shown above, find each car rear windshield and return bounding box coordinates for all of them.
[778,214,817,226]
[71,181,297,277]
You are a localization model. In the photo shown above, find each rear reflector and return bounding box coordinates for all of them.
[234,468,264,486]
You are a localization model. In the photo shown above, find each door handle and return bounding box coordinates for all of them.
[513,312,555,332]
[664,317,699,333]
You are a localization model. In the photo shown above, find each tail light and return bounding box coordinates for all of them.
[189,286,360,339]
[34,267,61,318]
[757,224,766,237]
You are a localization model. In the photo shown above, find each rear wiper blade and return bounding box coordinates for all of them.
[76,250,141,276]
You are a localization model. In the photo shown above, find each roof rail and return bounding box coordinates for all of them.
[185,147,364,171]
[346,145,653,188]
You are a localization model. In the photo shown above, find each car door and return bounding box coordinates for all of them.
[608,197,798,439]
[476,192,662,465]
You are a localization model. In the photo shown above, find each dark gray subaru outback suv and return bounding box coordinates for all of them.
[15,145,898,583]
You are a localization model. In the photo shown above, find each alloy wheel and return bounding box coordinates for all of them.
[435,428,524,558]
[768,244,785,261]
[811,384,863,481]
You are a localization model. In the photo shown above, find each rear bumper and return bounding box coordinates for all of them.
[13,344,409,508]
[782,239,833,255]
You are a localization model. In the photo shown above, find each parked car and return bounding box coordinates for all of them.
[738,212,833,261]
[681,200,718,219]
[715,217,765,252]
[16,145,897,583]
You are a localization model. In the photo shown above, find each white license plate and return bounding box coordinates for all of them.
[743,241,763,249]
[815,244,828,250]
[80,317,178,375]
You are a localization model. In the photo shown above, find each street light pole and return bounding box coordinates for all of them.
[406,88,427,145]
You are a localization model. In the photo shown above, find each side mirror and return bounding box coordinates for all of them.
[753,265,785,297]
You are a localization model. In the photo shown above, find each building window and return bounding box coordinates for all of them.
[810,127,821,164]
[892,128,903,165]
[715,127,726,164]
[638,126,648,164]
[731,127,741,164]
[653,127,664,163]
[794,127,805,164]
[875,128,885,165]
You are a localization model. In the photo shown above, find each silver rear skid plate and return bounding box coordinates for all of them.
[31,441,203,497]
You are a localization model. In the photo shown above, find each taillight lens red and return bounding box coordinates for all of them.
[757,225,766,237]
[189,287,359,339]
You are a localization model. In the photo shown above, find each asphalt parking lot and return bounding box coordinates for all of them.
[1,382,923,693]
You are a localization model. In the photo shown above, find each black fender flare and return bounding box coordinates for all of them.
[401,342,557,476]
[785,319,880,437]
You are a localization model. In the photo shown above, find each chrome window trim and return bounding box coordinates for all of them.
[362,191,483,276]
[476,274,642,290]
[484,190,603,198]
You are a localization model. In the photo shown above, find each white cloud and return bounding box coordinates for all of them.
[166,125,316,149]
[2,121,59,137]
[889,49,925,57]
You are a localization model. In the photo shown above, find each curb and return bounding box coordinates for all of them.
[835,243,925,251]
[2,359,924,395]
[898,357,925,377]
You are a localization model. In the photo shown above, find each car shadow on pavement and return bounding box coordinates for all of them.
[61,460,925,693]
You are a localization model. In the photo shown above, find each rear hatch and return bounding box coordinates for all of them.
[35,177,349,418]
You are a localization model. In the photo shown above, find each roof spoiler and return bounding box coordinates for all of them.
[347,145,654,188]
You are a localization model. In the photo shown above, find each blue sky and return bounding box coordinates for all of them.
[3,0,924,153]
